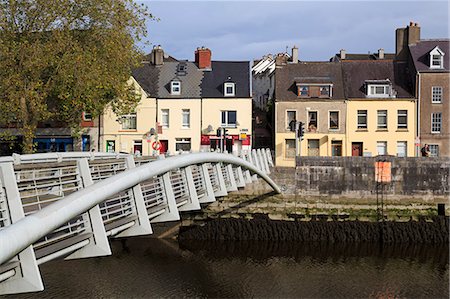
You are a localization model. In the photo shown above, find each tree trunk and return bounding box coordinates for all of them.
[19,96,37,154]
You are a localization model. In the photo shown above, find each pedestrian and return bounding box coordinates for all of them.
[421,144,430,157]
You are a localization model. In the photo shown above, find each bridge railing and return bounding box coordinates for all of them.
[0,149,277,295]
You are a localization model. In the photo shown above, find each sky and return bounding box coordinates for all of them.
[139,1,450,62]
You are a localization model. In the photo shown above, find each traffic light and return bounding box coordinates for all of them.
[216,128,222,137]
[223,128,228,137]
[298,121,305,140]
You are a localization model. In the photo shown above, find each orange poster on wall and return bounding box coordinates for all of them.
[374,161,391,183]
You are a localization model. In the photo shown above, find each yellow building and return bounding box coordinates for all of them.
[346,99,416,157]
[100,46,252,156]
[342,60,416,157]
[101,77,157,155]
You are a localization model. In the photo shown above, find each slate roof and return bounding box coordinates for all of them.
[331,53,396,61]
[131,62,159,97]
[409,39,450,72]
[275,62,345,101]
[341,60,414,98]
[201,61,250,98]
[132,55,251,99]
[157,61,203,99]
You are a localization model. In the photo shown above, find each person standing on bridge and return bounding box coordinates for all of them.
[421,144,430,157]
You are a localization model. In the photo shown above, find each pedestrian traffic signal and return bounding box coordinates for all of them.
[216,128,222,137]
[298,121,305,140]
[223,128,229,136]
[289,120,296,132]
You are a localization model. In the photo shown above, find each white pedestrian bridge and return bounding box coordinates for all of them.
[0,149,279,295]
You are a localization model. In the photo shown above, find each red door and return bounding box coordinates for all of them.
[159,140,168,153]
[352,142,363,156]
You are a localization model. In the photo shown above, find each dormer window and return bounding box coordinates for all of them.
[299,86,309,97]
[320,86,330,97]
[224,82,235,97]
[430,46,445,69]
[171,80,181,95]
[366,80,394,98]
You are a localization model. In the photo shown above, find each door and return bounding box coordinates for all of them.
[159,140,168,153]
[106,140,115,153]
[308,139,319,156]
[352,142,363,156]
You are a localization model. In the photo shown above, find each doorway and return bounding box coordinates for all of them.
[352,142,363,156]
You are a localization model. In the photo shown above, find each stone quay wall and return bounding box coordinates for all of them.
[273,156,450,201]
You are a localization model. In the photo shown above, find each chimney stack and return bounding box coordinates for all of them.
[340,49,346,60]
[291,45,298,63]
[195,47,212,70]
[378,48,385,59]
[151,45,164,66]
[396,22,420,61]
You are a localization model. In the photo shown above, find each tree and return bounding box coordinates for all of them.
[0,0,153,153]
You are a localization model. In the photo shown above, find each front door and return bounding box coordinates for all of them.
[352,142,363,156]
[159,140,168,154]
[308,139,319,156]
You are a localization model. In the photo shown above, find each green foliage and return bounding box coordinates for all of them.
[0,0,153,153]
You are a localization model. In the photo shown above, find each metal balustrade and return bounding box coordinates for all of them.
[0,150,277,295]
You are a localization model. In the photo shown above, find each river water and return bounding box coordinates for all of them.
[10,238,449,298]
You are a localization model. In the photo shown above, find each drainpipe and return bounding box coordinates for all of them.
[97,114,101,152]
[416,72,421,157]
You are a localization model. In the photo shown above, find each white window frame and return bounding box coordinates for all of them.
[396,141,407,157]
[286,110,297,130]
[121,113,137,130]
[430,46,445,69]
[182,109,190,128]
[175,138,191,152]
[377,110,388,129]
[429,144,439,157]
[329,111,339,130]
[161,109,169,128]
[221,110,237,128]
[171,81,181,95]
[357,110,367,129]
[307,110,318,132]
[82,112,92,121]
[376,141,387,155]
[431,112,442,133]
[397,110,408,129]
[224,82,235,97]
[367,84,390,98]
[432,86,443,103]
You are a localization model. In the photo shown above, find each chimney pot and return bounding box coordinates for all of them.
[291,45,299,64]
[378,48,385,59]
[409,21,414,26]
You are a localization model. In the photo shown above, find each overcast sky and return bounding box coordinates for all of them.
[139,1,449,62]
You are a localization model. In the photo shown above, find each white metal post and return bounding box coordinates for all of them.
[260,148,271,174]
[65,158,111,259]
[225,164,238,192]
[214,163,228,197]
[178,166,201,211]
[199,163,216,203]
[114,156,153,237]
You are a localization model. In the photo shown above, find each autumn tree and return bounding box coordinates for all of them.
[0,0,153,153]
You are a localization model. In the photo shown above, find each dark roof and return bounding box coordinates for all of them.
[341,60,414,98]
[275,62,345,101]
[131,62,159,97]
[409,39,450,72]
[201,61,250,98]
[157,61,203,98]
[331,53,396,62]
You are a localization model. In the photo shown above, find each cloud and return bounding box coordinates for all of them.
[140,1,449,61]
